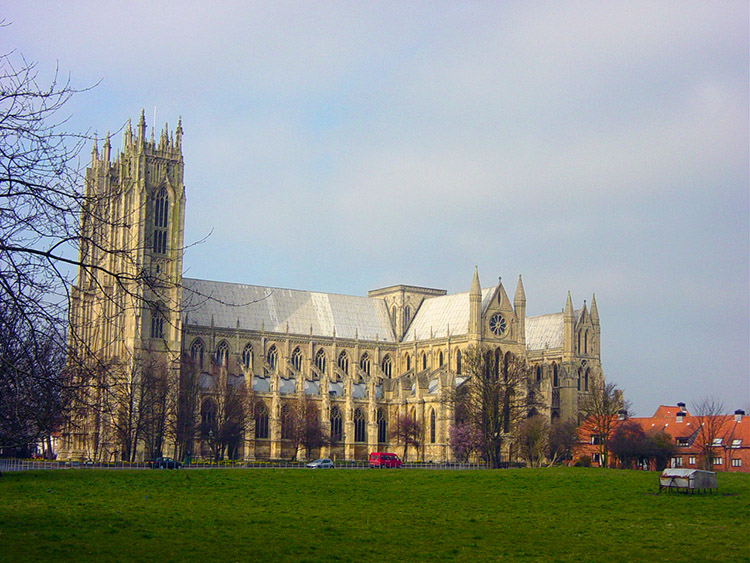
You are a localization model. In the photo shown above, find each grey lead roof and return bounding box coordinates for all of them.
[182,278,397,342]
[182,277,568,349]
[525,313,564,350]
[403,288,494,342]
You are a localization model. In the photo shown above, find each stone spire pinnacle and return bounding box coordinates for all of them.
[470,266,481,296]
[564,291,574,318]
[137,109,146,143]
[514,274,526,305]
[590,293,599,325]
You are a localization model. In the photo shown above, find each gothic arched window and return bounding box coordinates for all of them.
[536,365,542,383]
[585,368,590,392]
[330,406,343,442]
[281,404,292,439]
[255,403,269,439]
[354,408,366,443]
[584,331,589,354]
[439,351,444,367]
[360,353,371,375]
[456,349,462,375]
[421,352,427,371]
[242,344,253,370]
[191,339,205,370]
[577,368,582,391]
[430,409,436,444]
[315,349,326,375]
[553,363,559,387]
[200,398,216,438]
[377,408,387,442]
[381,355,392,378]
[153,187,168,254]
[150,302,165,339]
[215,340,230,367]
[337,351,349,375]
[403,305,411,333]
[267,345,278,371]
[291,347,302,372]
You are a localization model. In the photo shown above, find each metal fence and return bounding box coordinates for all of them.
[0,458,490,472]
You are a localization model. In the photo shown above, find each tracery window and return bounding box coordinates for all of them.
[216,341,230,367]
[381,355,392,378]
[337,351,349,375]
[360,353,371,375]
[267,345,278,371]
[315,349,326,375]
[281,404,292,439]
[584,368,590,392]
[330,406,343,442]
[377,408,387,443]
[354,408,366,443]
[242,344,253,370]
[255,403,269,439]
[403,305,411,333]
[191,339,205,370]
[430,409,436,444]
[153,187,168,255]
[150,304,164,339]
[291,347,302,372]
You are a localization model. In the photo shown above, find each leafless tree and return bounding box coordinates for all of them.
[284,396,327,461]
[452,346,534,468]
[392,413,421,462]
[548,418,578,465]
[692,396,727,471]
[517,414,550,467]
[578,381,630,468]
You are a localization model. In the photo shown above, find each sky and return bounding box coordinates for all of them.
[4,1,748,416]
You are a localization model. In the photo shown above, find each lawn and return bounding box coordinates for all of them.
[0,467,748,562]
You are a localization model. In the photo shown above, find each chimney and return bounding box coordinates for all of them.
[735,409,745,422]
[617,409,628,421]
[676,411,686,423]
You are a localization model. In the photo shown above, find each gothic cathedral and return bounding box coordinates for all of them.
[60,115,604,462]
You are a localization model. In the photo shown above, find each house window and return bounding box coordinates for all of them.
[381,356,392,378]
[590,435,602,445]
[255,403,269,439]
[712,457,723,465]
[330,406,343,442]
[731,439,742,448]
[732,458,742,467]
[242,344,253,370]
[354,408,365,442]
[377,409,387,443]
[712,438,723,446]
[688,456,696,465]
[315,349,326,375]
[677,437,689,447]
[671,457,683,468]
[592,453,600,464]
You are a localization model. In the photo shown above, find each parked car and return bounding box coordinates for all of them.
[306,458,335,469]
[368,452,402,468]
[151,457,182,469]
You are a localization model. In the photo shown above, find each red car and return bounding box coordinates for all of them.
[368,452,402,468]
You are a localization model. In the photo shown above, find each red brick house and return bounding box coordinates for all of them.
[574,404,749,473]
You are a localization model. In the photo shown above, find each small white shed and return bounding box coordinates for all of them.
[659,469,717,493]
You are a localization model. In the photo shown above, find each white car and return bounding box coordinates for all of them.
[306,458,335,469]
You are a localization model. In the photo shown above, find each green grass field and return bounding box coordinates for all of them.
[0,467,748,562]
